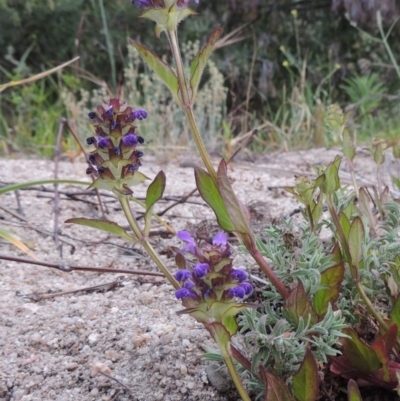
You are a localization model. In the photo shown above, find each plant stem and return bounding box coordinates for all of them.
[118,195,179,289]
[251,247,289,300]
[167,28,218,185]
[219,341,251,401]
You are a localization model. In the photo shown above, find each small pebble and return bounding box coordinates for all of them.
[66,362,79,371]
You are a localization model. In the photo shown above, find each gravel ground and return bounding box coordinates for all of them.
[1,148,399,401]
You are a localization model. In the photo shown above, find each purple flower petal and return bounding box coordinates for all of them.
[229,286,246,299]
[184,281,195,289]
[230,268,247,283]
[212,232,227,247]
[193,263,209,278]
[175,269,192,282]
[132,108,148,120]
[177,231,197,254]
[122,133,138,147]
[175,288,195,300]
[239,282,253,295]
[97,137,110,149]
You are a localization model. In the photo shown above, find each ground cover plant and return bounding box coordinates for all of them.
[1,1,400,400]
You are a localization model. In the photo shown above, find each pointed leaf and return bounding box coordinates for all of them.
[65,218,137,242]
[217,159,252,235]
[343,128,356,161]
[391,296,400,329]
[347,379,363,401]
[222,315,238,336]
[285,281,317,326]
[146,171,166,211]
[194,166,235,231]
[348,217,364,267]
[313,262,345,316]
[378,323,397,352]
[339,212,351,239]
[370,340,390,382]
[260,366,296,401]
[131,41,180,104]
[293,348,319,401]
[190,28,222,102]
[310,191,323,224]
[341,328,381,373]
[320,156,342,195]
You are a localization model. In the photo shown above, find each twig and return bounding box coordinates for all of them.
[22,277,125,301]
[0,254,165,277]
[53,118,65,248]
[14,190,24,216]
[99,371,132,394]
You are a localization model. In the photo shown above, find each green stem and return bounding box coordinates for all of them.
[167,28,218,185]
[118,195,179,289]
[219,341,251,401]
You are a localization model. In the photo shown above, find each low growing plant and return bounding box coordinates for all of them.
[3,1,400,401]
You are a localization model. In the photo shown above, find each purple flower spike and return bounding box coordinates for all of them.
[193,263,209,278]
[175,269,192,282]
[105,106,114,116]
[132,108,148,120]
[229,286,246,299]
[239,282,253,295]
[97,137,110,149]
[212,232,227,247]
[122,133,138,147]
[231,268,247,283]
[177,231,197,254]
[175,288,195,300]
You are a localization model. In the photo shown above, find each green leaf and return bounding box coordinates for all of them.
[341,328,381,373]
[348,217,364,267]
[391,296,400,328]
[310,191,323,224]
[65,218,137,242]
[190,28,222,102]
[293,348,319,401]
[285,281,317,326]
[347,379,363,401]
[370,340,390,382]
[339,211,351,239]
[313,262,345,316]
[222,315,238,336]
[217,159,252,235]
[259,367,296,401]
[194,166,235,231]
[131,40,180,105]
[320,156,342,195]
[146,171,166,211]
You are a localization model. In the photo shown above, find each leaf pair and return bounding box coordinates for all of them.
[131,28,221,106]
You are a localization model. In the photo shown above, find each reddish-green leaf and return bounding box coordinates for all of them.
[313,262,345,316]
[293,348,319,401]
[341,328,381,373]
[285,281,317,326]
[378,323,398,350]
[194,166,235,231]
[131,41,180,104]
[348,217,364,267]
[331,242,343,264]
[190,28,222,102]
[65,218,136,242]
[259,367,296,401]
[370,340,390,382]
[217,159,252,235]
[347,379,362,401]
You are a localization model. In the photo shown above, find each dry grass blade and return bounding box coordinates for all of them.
[0,56,80,93]
[214,22,251,50]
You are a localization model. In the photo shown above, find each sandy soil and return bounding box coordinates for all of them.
[1,148,399,401]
